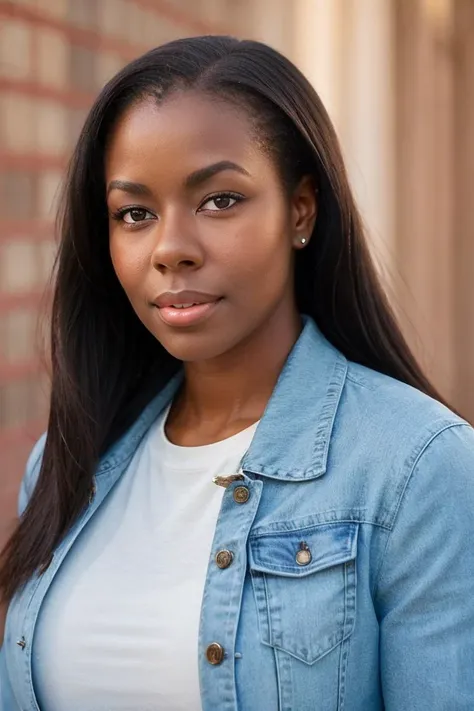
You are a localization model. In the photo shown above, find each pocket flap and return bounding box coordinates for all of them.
[249,522,358,577]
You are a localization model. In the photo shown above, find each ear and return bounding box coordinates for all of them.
[290,175,318,249]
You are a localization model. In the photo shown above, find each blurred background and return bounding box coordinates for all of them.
[0,0,473,536]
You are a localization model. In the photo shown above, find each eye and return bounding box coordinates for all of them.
[122,208,155,223]
[111,207,156,225]
[199,192,243,212]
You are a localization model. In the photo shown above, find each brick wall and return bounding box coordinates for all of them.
[0,0,266,540]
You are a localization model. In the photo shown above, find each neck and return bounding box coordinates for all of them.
[169,305,302,441]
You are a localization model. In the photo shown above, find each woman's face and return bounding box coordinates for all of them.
[106,91,316,362]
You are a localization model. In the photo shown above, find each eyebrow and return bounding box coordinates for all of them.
[107,180,152,197]
[106,161,250,198]
[184,161,250,188]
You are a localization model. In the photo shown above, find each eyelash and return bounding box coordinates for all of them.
[110,206,155,224]
[198,191,245,213]
[110,191,245,227]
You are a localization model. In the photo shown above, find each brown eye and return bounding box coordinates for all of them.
[199,193,241,212]
[213,196,232,209]
[123,208,154,223]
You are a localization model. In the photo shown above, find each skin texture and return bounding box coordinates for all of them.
[106,91,317,445]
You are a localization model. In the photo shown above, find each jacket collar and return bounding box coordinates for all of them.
[242,317,347,481]
[98,317,347,482]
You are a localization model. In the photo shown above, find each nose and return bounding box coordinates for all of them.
[151,210,204,274]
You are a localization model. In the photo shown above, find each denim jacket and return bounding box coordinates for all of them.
[2,317,474,711]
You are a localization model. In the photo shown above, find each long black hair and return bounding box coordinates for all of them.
[0,36,449,600]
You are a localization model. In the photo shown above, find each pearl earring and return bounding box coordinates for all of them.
[300,237,307,245]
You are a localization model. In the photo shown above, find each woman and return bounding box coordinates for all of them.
[1,36,473,711]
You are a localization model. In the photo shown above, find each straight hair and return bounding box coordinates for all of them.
[0,36,451,601]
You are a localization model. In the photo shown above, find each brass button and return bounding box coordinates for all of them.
[296,542,312,566]
[206,642,225,665]
[215,549,234,569]
[233,486,250,504]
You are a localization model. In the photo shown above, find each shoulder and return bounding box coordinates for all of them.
[343,359,467,438]
[333,360,474,527]
[18,432,47,516]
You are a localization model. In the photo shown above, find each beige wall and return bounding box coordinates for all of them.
[292,0,474,419]
[293,0,396,266]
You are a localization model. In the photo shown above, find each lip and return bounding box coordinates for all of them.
[153,290,222,328]
[153,290,221,308]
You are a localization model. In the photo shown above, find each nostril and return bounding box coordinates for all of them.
[152,257,199,272]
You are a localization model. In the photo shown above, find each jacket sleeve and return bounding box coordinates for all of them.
[0,645,21,711]
[0,434,46,709]
[375,422,474,710]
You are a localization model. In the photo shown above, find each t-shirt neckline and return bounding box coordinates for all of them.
[156,403,260,470]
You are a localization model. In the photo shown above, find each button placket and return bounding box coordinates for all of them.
[199,476,263,711]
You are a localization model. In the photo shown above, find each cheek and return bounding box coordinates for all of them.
[224,206,292,290]
[109,236,148,298]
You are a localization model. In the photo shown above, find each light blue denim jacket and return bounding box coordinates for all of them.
[2,317,474,710]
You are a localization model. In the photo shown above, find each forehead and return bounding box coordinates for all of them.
[105,91,264,180]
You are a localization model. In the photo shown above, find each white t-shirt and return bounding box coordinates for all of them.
[32,406,258,711]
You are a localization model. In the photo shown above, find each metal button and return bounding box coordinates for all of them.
[206,642,225,665]
[233,486,250,504]
[215,549,234,569]
[89,483,96,504]
[16,637,26,650]
[296,542,312,566]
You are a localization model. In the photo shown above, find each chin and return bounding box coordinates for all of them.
[154,330,234,364]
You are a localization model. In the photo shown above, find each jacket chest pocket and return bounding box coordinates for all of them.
[249,522,358,665]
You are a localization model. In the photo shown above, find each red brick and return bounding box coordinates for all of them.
[70,45,97,93]
[36,27,69,89]
[37,171,62,219]
[0,240,40,294]
[67,0,98,30]
[37,0,68,20]
[0,93,37,152]
[0,18,32,80]
[0,171,36,219]
[36,99,68,154]
[2,307,37,362]
[0,380,30,428]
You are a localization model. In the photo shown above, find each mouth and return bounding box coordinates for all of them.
[152,291,223,328]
